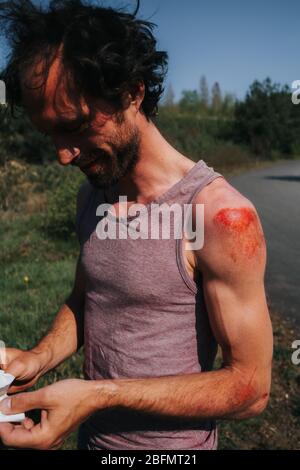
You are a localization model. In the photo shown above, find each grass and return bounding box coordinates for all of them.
[1,159,300,450]
[0,211,84,449]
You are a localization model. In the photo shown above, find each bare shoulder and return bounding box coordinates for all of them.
[194,175,253,210]
[193,176,266,271]
[194,175,261,228]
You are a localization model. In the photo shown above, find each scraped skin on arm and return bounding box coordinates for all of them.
[191,183,273,418]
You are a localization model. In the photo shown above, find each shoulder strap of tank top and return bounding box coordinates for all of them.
[187,160,224,205]
[161,159,224,207]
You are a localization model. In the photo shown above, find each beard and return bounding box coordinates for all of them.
[82,123,141,189]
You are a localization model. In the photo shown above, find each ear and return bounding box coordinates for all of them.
[132,80,145,107]
[122,81,145,110]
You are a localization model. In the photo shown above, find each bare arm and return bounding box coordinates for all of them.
[92,193,273,421]
[30,253,86,373]
[27,181,90,373]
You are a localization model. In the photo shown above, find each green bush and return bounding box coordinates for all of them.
[0,159,41,211]
[156,108,235,160]
[0,107,55,165]
[205,142,255,173]
[43,165,85,238]
[234,78,300,159]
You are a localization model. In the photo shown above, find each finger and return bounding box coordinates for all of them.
[0,419,58,450]
[8,375,38,394]
[8,383,35,394]
[40,410,48,428]
[0,389,47,415]
[22,418,35,430]
[0,422,43,449]
[0,349,22,370]
[0,422,14,437]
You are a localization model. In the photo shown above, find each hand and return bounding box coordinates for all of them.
[0,348,49,393]
[0,378,116,450]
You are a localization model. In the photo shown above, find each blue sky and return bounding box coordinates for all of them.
[0,0,299,102]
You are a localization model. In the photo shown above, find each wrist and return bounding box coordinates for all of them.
[89,379,121,412]
[30,346,53,375]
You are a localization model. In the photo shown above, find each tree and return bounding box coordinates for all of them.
[178,90,199,111]
[163,83,176,107]
[234,77,299,158]
[211,82,222,112]
[222,92,236,116]
[199,75,209,106]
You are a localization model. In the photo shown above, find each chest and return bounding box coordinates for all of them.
[81,229,200,308]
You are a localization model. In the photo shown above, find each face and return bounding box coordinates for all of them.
[21,52,142,188]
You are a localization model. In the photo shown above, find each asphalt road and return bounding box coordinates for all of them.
[228,159,300,326]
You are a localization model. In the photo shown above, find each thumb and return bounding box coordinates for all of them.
[5,358,29,380]
[0,390,45,415]
[4,359,24,379]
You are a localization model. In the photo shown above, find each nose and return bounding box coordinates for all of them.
[54,141,81,166]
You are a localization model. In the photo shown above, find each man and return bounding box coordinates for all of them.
[0,0,273,450]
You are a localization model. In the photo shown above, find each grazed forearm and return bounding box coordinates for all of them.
[95,367,270,422]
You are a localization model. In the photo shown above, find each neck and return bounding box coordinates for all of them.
[118,117,195,204]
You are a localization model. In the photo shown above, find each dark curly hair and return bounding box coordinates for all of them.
[0,0,169,120]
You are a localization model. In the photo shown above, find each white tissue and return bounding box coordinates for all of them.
[0,370,25,423]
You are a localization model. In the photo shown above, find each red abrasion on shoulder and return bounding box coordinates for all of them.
[213,207,265,262]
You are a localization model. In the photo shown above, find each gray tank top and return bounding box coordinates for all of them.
[75,159,224,450]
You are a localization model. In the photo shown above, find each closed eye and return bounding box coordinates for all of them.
[39,119,90,137]
[65,121,90,134]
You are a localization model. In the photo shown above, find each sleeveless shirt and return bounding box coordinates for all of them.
[75,158,224,450]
